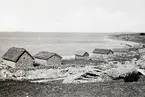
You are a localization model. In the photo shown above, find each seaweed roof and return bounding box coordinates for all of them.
[93,48,113,54]
[113,48,130,52]
[2,47,34,62]
[75,51,89,56]
[34,51,62,60]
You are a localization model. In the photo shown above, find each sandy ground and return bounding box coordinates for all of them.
[103,36,139,49]
[62,55,75,60]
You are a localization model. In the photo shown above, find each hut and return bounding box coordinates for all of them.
[130,44,144,52]
[91,48,113,61]
[120,43,132,48]
[34,51,62,66]
[112,48,130,55]
[92,48,113,55]
[2,47,34,68]
[75,51,89,60]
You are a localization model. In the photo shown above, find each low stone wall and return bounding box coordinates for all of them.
[8,66,58,73]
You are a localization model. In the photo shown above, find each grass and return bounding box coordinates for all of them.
[0,77,145,97]
[61,59,105,68]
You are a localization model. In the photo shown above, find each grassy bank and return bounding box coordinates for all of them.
[0,76,145,97]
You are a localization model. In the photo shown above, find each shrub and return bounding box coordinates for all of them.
[140,33,145,35]
[124,71,140,82]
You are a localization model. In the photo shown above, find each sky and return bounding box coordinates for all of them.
[0,0,145,32]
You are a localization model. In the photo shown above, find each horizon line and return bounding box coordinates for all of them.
[0,31,143,34]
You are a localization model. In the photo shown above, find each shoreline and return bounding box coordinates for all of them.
[109,33,145,44]
[0,33,144,83]
[61,35,140,59]
[104,35,140,46]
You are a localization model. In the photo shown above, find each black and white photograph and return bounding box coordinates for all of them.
[0,0,145,97]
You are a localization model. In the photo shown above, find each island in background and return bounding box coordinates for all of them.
[109,33,145,44]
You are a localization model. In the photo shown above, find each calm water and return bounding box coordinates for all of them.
[0,32,116,57]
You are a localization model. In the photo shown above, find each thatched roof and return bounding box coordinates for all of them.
[93,49,113,54]
[120,43,132,48]
[2,47,34,62]
[113,48,130,53]
[34,51,62,60]
[75,51,89,56]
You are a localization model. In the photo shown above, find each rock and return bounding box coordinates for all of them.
[0,69,15,80]
[137,69,145,76]
[105,66,139,82]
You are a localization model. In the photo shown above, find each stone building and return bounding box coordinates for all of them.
[75,51,89,60]
[2,47,34,68]
[34,51,62,66]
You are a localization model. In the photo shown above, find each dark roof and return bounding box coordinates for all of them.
[93,48,113,54]
[34,51,62,60]
[113,48,130,53]
[75,51,89,56]
[120,43,132,48]
[2,47,34,62]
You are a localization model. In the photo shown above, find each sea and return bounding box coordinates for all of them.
[0,32,129,58]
